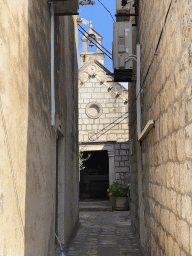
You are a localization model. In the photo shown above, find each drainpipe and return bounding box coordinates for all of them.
[136,44,141,137]
[51,4,55,126]
[136,44,144,247]
[50,4,57,253]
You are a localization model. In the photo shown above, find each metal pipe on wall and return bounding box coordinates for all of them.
[51,4,55,126]
[136,43,144,247]
[136,44,141,137]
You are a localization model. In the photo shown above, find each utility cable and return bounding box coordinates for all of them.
[55,233,61,246]
[130,0,174,136]
[88,112,128,140]
[78,28,113,60]
[97,0,115,22]
[79,112,129,145]
[140,0,173,91]
[78,24,112,56]
[96,115,128,139]
[132,0,173,102]
[93,111,128,136]
[78,28,112,60]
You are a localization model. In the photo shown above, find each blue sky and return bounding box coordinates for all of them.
[78,0,115,72]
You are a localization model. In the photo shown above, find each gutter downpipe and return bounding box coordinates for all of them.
[136,44,144,247]
[51,4,55,127]
[136,44,141,137]
[50,4,57,254]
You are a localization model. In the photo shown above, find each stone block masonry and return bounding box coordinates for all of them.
[78,40,130,188]
[129,0,192,255]
[78,71,129,143]
[114,142,130,185]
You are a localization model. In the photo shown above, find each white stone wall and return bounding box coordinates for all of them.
[79,73,128,142]
[79,61,130,184]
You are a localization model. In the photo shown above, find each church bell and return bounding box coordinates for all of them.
[89,38,94,47]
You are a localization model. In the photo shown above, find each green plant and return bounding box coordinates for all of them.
[79,151,85,170]
[83,53,87,62]
[79,151,90,170]
[107,181,129,197]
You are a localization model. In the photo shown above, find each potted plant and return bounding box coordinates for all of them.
[107,181,129,210]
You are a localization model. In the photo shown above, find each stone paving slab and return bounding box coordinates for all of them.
[60,211,143,256]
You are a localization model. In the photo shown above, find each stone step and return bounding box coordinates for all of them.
[79,200,112,212]
[79,205,112,211]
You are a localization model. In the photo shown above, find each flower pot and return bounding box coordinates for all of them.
[110,196,116,210]
[116,197,129,210]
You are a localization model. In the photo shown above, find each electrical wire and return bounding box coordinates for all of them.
[79,111,129,146]
[89,111,128,140]
[132,1,174,120]
[55,233,61,246]
[97,0,115,22]
[78,24,112,56]
[79,100,139,147]
[78,28,113,60]
[139,0,173,95]
[78,28,112,60]
[79,114,128,151]
[96,116,128,139]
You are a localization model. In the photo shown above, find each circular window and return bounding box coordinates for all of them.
[86,102,102,119]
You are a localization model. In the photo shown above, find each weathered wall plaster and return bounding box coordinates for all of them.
[0,1,79,255]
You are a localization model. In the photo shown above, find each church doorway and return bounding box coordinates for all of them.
[80,150,109,200]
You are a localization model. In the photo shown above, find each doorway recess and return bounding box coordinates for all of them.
[80,150,109,200]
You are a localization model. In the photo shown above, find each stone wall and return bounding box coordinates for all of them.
[79,62,130,185]
[129,1,192,255]
[0,1,79,255]
[114,142,130,185]
[79,73,129,143]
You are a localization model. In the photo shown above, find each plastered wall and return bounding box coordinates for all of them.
[61,16,79,249]
[0,1,79,255]
[0,0,28,255]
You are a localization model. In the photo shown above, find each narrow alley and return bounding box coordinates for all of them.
[2,0,192,255]
[62,201,143,256]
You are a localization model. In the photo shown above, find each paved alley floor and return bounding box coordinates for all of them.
[66,211,143,256]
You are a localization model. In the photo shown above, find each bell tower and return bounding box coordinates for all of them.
[80,22,105,67]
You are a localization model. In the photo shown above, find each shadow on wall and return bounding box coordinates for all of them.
[24,2,79,255]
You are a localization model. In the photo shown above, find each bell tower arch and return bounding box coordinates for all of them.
[80,22,105,66]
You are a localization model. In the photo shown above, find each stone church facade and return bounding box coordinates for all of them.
[78,25,130,199]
